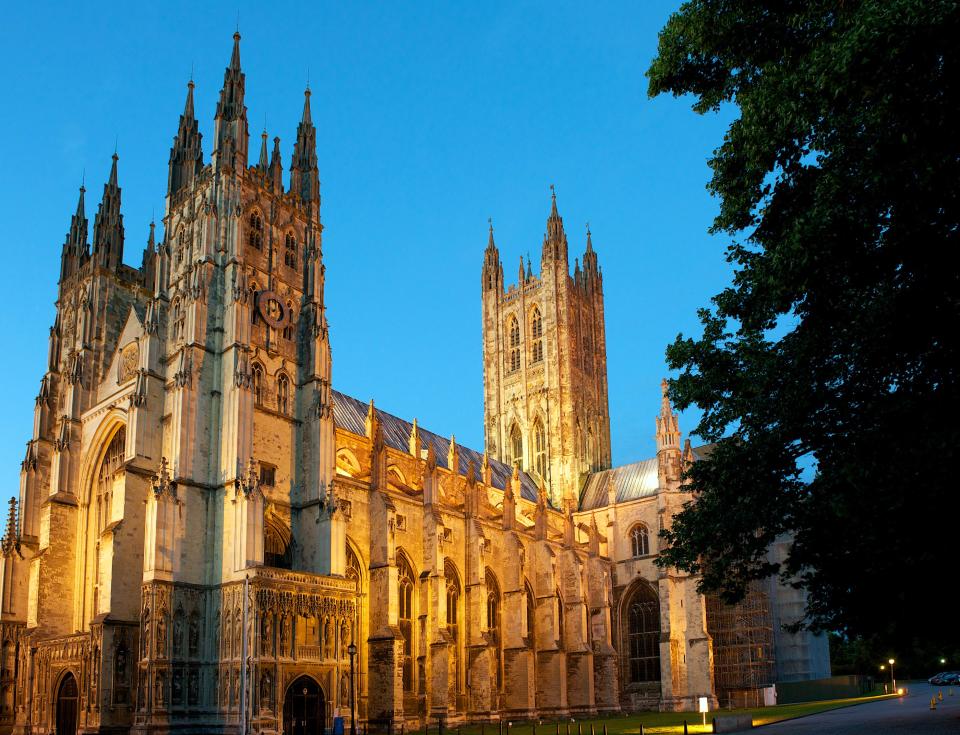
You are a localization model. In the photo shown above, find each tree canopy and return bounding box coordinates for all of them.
[648,0,960,648]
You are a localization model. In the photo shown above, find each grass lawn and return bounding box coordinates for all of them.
[405,693,897,735]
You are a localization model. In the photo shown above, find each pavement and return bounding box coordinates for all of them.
[758,683,960,734]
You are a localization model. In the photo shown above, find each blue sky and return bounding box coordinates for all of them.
[0,2,736,507]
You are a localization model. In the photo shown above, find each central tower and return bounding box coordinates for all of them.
[481,189,611,507]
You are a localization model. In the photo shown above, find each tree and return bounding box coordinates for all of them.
[647,0,960,648]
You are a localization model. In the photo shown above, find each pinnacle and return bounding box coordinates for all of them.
[229,31,242,71]
[75,184,86,217]
[183,80,195,119]
[108,152,119,188]
[302,88,313,125]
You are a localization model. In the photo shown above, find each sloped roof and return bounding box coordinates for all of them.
[332,390,541,503]
[578,444,714,511]
[578,458,659,511]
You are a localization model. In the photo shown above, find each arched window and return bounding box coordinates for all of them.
[630,524,650,557]
[624,582,661,683]
[524,582,536,643]
[248,212,263,251]
[277,373,290,415]
[91,427,125,617]
[445,559,462,694]
[283,232,298,269]
[530,307,543,363]
[264,520,292,569]
[533,418,547,480]
[507,316,521,372]
[282,304,295,341]
[509,424,523,469]
[172,299,185,342]
[485,570,503,690]
[556,589,565,650]
[177,229,186,266]
[397,554,415,692]
[252,363,264,406]
[346,544,362,591]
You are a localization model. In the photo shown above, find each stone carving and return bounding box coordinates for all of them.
[118,341,139,383]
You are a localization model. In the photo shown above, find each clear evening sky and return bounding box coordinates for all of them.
[0,2,736,507]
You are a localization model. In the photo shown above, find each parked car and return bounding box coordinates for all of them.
[928,671,960,685]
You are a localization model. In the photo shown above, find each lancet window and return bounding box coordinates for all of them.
[507,316,521,372]
[277,373,290,415]
[445,559,462,693]
[248,212,263,251]
[533,418,547,480]
[509,424,523,469]
[398,554,416,692]
[252,364,264,405]
[486,570,503,690]
[283,232,298,269]
[530,306,543,363]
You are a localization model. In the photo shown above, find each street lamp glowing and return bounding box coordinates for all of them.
[941,658,947,665]
[888,658,895,665]
[880,665,885,670]
[888,659,896,692]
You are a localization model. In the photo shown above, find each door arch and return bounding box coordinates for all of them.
[283,675,325,735]
[55,672,79,735]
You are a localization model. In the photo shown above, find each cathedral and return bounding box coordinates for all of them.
[0,34,828,735]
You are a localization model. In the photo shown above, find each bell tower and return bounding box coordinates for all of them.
[481,188,611,507]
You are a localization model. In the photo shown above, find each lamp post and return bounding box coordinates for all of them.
[348,641,358,735]
[889,658,896,692]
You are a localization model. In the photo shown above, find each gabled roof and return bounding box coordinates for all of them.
[331,390,541,503]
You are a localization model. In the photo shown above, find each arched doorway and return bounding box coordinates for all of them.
[55,672,79,735]
[283,675,325,735]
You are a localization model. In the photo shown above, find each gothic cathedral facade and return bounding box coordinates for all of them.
[0,34,827,735]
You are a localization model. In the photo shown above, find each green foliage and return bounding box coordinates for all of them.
[647,0,960,646]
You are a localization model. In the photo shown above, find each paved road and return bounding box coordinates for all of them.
[759,683,960,734]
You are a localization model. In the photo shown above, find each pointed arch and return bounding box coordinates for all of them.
[444,559,463,694]
[485,568,503,690]
[619,579,661,684]
[529,305,543,363]
[283,231,298,269]
[276,372,290,415]
[248,211,264,251]
[396,550,417,693]
[630,523,651,558]
[336,448,360,477]
[252,362,265,405]
[509,423,523,469]
[264,517,292,569]
[532,416,547,481]
[506,315,521,372]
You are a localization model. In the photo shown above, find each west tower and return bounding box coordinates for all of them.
[481,189,611,507]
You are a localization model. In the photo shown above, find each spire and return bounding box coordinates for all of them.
[582,222,600,288]
[141,219,157,286]
[213,32,249,171]
[258,130,269,172]
[289,87,320,204]
[61,183,89,282]
[482,218,502,292]
[167,80,204,199]
[542,184,568,265]
[269,136,284,192]
[526,252,533,281]
[518,255,526,284]
[92,153,124,271]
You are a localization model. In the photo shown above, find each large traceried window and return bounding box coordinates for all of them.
[486,570,503,690]
[507,316,521,372]
[248,212,263,251]
[533,418,547,480]
[509,424,523,469]
[530,306,543,363]
[398,554,416,692]
[624,582,661,683]
[277,373,290,415]
[630,523,651,557]
[91,427,126,617]
[445,559,462,695]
